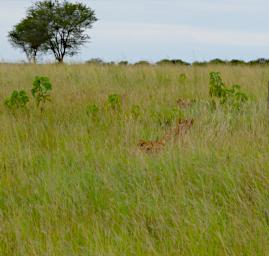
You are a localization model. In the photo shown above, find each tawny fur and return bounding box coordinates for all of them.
[138,119,194,153]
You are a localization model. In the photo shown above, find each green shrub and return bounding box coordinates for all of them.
[4,90,29,110]
[209,72,248,110]
[118,61,128,66]
[156,59,190,66]
[32,76,52,110]
[134,60,150,66]
[86,58,104,65]
[107,94,122,111]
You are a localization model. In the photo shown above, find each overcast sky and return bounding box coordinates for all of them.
[1,0,269,63]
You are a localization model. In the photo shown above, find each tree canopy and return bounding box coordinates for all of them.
[8,16,49,63]
[8,0,97,63]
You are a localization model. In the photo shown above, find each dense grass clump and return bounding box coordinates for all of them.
[0,63,269,255]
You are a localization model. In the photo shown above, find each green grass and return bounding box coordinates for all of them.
[0,63,269,255]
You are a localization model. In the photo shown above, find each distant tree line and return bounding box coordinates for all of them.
[85,58,269,66]
[8,0,97,63]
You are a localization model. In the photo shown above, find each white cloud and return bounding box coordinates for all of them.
[93,22,269,47]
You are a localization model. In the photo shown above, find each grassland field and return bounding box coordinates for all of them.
[0,63,269,255]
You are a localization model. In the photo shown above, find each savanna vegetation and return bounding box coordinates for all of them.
[0,63,269,255]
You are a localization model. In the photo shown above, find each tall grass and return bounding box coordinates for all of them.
[0,63,269,255]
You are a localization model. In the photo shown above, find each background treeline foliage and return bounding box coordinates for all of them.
[85,58,269,66]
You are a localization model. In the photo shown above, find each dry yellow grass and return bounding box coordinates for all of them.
[0,63,269,255]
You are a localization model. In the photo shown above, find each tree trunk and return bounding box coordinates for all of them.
[32,50,37,64]
[58,58,64,64]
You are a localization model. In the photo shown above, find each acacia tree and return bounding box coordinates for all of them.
[8,16,48,63]
[28,0,97,63]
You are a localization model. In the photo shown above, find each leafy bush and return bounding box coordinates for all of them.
[4,90,29,110]
[32,76,52,110]
[209,72,248,110]
[118,61,128,66]
[107,94,122,111]
[86,58,104,65]
[248,58,269,65]
[156,59,190,66]
[134,61,150,66]
[208,59,227,65]
[229,59,246,65]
